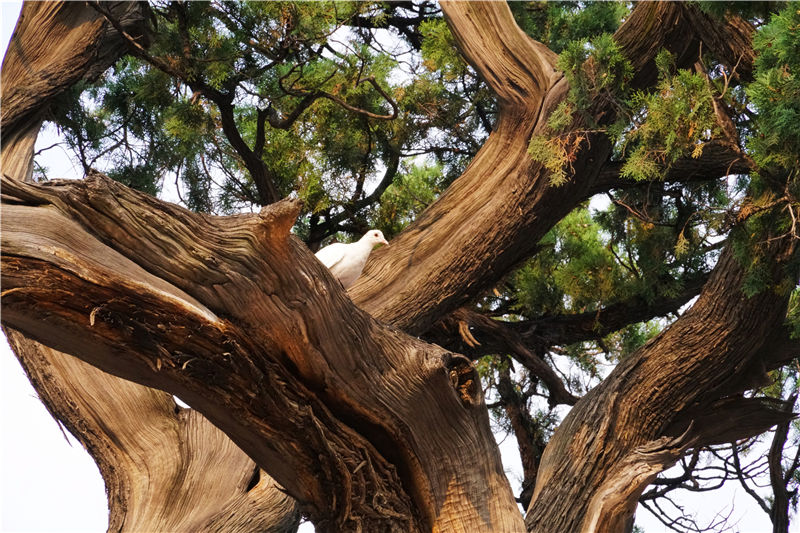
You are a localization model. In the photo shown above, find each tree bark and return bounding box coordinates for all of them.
[350,1,754,336]
[2,2,299,532]
[1,171,523,532]
[2,2,785,533]
[526,238,799,531]
[0,1,149,136]
[5,329,300,533]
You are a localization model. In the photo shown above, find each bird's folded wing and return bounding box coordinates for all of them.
[314,243,347,269]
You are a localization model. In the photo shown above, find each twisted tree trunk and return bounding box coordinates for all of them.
[2,2,300,532]
[1,170,523,532]
[6,331,300,533]
[527,241,798,532]
[2,2,795,533]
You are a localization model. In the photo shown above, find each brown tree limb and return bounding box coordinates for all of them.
[496,364,548,509]
[681,7,756,83]
[5,329,300,533]
[217,99,282,205]
[425,272,709,403]
[349,1,755,336]
[768,394,798,533]
[0,2,150,135]
[424,267,706,410]
[761,327,800,371]
[589,141,753,198]
[428,309,578,407]
[526,234,799,531]
[1,171,524,532]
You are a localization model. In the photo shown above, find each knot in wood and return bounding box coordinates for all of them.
[443,353,482,407]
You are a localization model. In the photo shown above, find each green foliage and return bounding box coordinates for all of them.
[180,160,213,213]
[508,171,730,374]
[513,208,631,316]
[730,189,800,297]
[612,320,663,359]
[746,3,800,173]
[528,134,569,186]
[547,101,576,132]
[788,287,800,339]
[415,15,495,183]
[696,1,787,22]
[620,55,718,181]
[728,4,800,296]
[510,1,629,55]
[557,33,633,112]
[375,163,443,237]
[41,1,497,245]
[528,32,632,185]
[419,18,467,81]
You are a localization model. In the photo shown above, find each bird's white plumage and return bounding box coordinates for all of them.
[315,230,389,288]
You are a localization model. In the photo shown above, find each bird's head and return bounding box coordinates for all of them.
[362,229,389,248]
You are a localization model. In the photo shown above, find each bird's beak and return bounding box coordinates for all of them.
[382,239,389,246]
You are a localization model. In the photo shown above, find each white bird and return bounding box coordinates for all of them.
[315,229,389,289]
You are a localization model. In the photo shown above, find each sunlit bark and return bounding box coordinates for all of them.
[2,2,792,533]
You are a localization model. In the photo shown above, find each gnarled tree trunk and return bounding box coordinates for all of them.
[6,330,300,533]
[526,240,798,532]
[2,2,796,533]
[1,170,523,532]
[2,2,299,532]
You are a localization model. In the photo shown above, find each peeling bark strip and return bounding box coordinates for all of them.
[1,172,524,533]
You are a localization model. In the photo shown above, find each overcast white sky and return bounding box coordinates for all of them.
[0,2,782,532]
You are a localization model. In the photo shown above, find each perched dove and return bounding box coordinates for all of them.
[315,229,389,289]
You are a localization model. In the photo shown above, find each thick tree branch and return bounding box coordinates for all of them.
[589,142,753,198]
[427,309,578,407]
[760,327,800,370]
[613,3,754,90]
[1,172,524,533]
[768,394,798,532]
[440,1,558,111]
[514,274,709,348]
[1,2,150,135]
[0,1,147,183]
[496,364,548,509]
[681,7,755,82]
[526,233,799,531]
[5,329,300,533]
[350,1,755,335]
[217,100,282,205]
[428,272,708,362]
